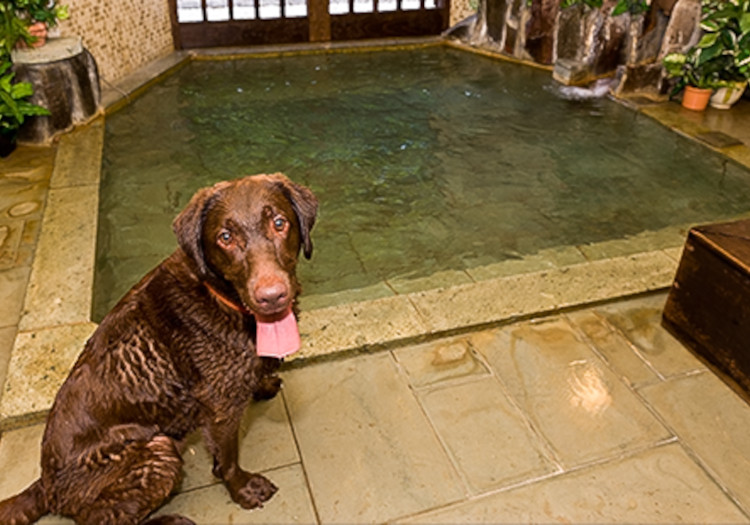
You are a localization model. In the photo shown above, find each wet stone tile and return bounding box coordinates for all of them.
[283,352,464,523]
[400,444,748,524]
[640,371,750,512]
[419,377,558,494]
[0,323,97,421]
[19,185,98,331]
[0,219,22,270]
[592,293,705,379]
[0,266,30,328]
[0,423,44,498]
[393,337,490,389]
[474,318,671,468]
[155,464,317,524]
[0,326,17,398]
[566,309,659,388]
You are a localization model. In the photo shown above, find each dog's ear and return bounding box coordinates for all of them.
[272,173,318,259]
[172,184,220,274]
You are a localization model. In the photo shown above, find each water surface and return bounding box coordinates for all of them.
[96,46,750,320]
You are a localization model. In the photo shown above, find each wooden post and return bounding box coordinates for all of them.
[308,0,331,41]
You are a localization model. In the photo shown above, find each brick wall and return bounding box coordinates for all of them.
[54,0,476,84]
[451,0,477,27]
[57,0,174,84]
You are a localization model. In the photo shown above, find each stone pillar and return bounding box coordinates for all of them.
[485,0,510,47]
[524,0,559,64]
[613,0,701,98]
[11,36,101,144]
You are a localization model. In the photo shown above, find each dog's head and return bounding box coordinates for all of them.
[173,173,318,318]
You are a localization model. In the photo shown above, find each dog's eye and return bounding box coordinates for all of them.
[273,217,287,232]
[217,231,233,247]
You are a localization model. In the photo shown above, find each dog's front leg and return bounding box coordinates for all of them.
[201,411,278,509]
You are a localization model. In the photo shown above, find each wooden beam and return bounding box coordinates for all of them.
[309,0,332,41]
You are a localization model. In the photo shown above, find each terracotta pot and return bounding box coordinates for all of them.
[709,82,747,110]
[681,85,712,111]
[17,21,48,48]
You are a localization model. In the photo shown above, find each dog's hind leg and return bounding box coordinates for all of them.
[0,479,48,525]
[58,434,187,525]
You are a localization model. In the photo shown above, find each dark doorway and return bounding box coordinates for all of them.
[168,0,449,49]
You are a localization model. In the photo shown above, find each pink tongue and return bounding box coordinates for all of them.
[256,309,301,358]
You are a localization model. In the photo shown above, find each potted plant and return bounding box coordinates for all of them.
[699,0,750,109]
[0,59,50,156]
[662,47,722,110]
[11,0,69,48]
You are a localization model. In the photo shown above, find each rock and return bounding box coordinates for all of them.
[658,0,702,58]
[11,36,101,144]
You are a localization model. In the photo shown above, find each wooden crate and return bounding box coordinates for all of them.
[663,218,750,402]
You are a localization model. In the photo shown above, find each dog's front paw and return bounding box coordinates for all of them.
[253,375,282,401]
[227,471,278,509]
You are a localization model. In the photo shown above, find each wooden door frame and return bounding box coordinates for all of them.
[168,0,449,49]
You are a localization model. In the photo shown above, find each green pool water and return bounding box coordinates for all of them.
[95,45,750,321]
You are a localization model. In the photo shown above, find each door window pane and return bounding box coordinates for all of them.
[233,0,256,19]
[206,0,231,20]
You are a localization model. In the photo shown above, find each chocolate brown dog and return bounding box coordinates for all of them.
[0,173,318,524]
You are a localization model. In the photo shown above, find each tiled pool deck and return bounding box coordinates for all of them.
[1,39,750,523]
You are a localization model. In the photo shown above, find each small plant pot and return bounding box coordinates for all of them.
[16,22,48,48]
[681,86,712,111]
[709,82,747,110]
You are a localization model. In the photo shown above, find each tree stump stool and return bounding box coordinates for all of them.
[663,218,750,402]
[12,36,100,144]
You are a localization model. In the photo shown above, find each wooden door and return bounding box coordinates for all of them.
[169,0,449,48]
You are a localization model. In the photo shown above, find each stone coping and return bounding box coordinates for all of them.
[11,36,84,65]
[2,37,750,430]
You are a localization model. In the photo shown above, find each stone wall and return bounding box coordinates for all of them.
[56,0,174,85]
[459,0,703,97]
[451,0,478,27]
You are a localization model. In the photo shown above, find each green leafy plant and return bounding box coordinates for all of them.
[14,0,69,27]
[0,59,50,138]
[0,0,69,53]
[696,0,750,85]
[662,0,750,95]
[663,50,723,92]
[559,0,648,15]
[0,3,29,59]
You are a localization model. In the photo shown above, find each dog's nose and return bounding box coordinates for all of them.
[254,281,289,310]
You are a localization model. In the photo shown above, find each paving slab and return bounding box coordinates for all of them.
[399,443,749,524]
[0,322,97,426]
[419,376,558,494]
[282,352,464,523]
[18,185,98,331]
[591,294,706,379]
[640,370,750,513]
[567,308,660,388]
[154,464,317,524]
[474,318,671,468]
[393,336,490,389]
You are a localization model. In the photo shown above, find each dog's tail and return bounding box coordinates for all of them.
[0,479,49,525]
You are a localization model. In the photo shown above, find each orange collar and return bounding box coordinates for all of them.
[204,282,252,316]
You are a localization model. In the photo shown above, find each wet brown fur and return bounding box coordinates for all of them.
[0,173,318,525]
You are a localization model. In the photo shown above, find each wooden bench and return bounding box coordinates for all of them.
[663,218,750,403]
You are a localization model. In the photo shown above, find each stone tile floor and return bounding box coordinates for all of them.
[1,292,750,523]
